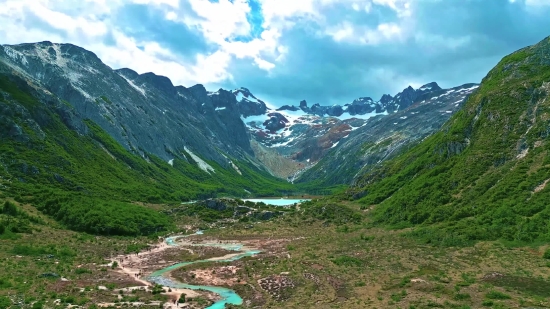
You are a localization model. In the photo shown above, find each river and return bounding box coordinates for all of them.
[145,231,261,309]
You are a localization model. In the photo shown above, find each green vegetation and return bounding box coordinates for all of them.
[1,34,550,309]
[0,73,309,236]
[344,36,550,246]
[485,290,511,300]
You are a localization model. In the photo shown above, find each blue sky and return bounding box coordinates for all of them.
[1,0,550,106]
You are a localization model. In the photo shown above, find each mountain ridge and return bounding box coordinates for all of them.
[0,40,480,186]
[344,35,550,245]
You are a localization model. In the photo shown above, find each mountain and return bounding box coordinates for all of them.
[344,35,550,246]
[297,83,479,186]
[0,41,254,167]
[236,83,478,181]
[0,42,302,216]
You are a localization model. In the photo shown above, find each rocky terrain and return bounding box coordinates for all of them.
[0,42,256,171]
[296,83,479,185]
[233,82,478,183]
[0,41,479,186]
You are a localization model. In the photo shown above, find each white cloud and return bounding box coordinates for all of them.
[0,0,235,86]
[326,22,403,45]
[510,0,550,6]
[183,0,252,44]
[131,0,179,8]
[373,0,412,17]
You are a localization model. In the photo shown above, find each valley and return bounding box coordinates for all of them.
[2,199,550,309]
[0,20,549,309]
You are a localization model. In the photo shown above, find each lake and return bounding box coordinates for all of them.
[243,198,311,206]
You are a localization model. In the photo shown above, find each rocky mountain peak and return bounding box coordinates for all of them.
[115,68,139,79]
[379,94,393,104]
[231,87,267,117]
[350,97,375,105]
[419,82,441,92]
[136,72,174,94]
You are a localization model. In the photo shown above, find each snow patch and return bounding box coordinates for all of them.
[215,106,226,111]
[331,141,339,148]
[271,136,298,148]
[229,161,242,175]
[337,110,387,121]
[183,147,215,174]
[235,92,244,102]
[3,46,29,66]
[118,73,147,97]
[168,159,174,166]
[459,85,479,92]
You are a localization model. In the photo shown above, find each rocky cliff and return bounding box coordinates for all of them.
[0,41,254,169]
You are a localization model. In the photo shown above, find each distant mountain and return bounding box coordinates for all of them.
[275,81,443,117]
[0,40,481,190]
[297,83,479,185]
[233,83,478,181]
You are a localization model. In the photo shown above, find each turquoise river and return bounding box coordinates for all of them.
[146,231,261,309]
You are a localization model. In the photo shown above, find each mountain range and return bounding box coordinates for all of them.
[1,33,550,309]
[0,40,477,186]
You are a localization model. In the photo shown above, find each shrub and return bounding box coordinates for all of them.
[485,290,511,300]
[2,201,18,216]
[0,296,11,309]
[543,248,550,259]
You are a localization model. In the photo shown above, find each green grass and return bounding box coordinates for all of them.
[485,290,511,300]
[341,35,550,246]
[0,72,318,236]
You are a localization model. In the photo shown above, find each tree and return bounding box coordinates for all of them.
[178,293,186,303]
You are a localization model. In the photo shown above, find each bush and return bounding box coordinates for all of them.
[485,290,511,300]
[481,300,494,307]
[454,293,471,300]
[2,201,18,216]
[543,248,550,259]
[0,296,11,309]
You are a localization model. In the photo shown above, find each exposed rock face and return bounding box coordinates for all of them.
[0,41,253,168]
[239,82,478,182]
[232,87,268,117]
[263,113,289,132]
[0,40,480,186]
[346,97,382,115]
[296,83,480,185]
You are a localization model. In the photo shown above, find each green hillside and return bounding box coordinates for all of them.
[0,73,299,236]
[346,36,550,246]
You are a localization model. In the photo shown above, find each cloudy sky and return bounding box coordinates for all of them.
[1,0,550,106]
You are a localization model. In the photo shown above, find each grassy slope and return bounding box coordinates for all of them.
[0,73,301,235]
[343,36,550,246]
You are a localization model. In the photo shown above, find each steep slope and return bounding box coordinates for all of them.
[346,35,550,245]
[297,83,478,185]
[238,83,478,181]
[0,63,300,235]
[0,41,252,168]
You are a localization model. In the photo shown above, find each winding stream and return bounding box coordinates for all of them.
[146,231,261,309]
